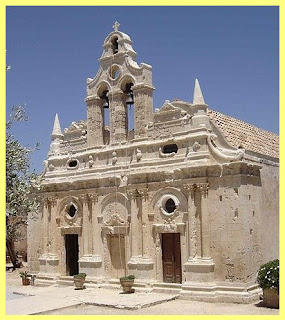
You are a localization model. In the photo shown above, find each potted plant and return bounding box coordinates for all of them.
[19,271,32,286]
[73,273,86,290]
[119,275,135,293]
[257,259,279,308]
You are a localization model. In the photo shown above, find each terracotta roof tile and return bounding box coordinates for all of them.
[208,109,279,159]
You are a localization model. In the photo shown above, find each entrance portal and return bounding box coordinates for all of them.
[162,233,182,283]
[65,234,79,276]
[107,234,126,279]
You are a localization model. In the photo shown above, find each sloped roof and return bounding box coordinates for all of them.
[207,109,279,159]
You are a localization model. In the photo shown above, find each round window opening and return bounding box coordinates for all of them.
[68,204,77,218]
[68,160,78,168]
[165,198,176,213]
[109,65,120,79]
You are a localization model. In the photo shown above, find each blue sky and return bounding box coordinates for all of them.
[6,6,279,173]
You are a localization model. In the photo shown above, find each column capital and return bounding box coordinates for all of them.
[127,189,138,200]
[108,89,125,99]
[85,94,101,104]
[79,193,98,204]
[196,183,209,197]
[46,195,57,206]
[132,84,155,92]
[182,184,196,195]
[137,188,149,200]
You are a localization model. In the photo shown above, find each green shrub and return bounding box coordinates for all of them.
[257,259,279,293]
[120,275,135,281]
[73,273,86,279]
[19,271,32,279]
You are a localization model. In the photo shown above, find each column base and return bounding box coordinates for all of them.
[183,258,215,282]
[79,255,103,277]
[127,257,154,279]
[38,253,60,275]
[180,281,261,304]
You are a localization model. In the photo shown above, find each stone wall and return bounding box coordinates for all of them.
[259,163,279,263]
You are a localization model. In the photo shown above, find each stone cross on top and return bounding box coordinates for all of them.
[113,21,120,31]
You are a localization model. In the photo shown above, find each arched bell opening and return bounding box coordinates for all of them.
[97,84,111,145]
[122,81,134,139]
[111,36,119,54]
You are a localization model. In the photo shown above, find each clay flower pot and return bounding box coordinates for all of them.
[22,278,30,286]
[119,275,135,293]
[73,273,86,290]
[263,287,279,308]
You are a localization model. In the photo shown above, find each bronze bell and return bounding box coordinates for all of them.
[125,91,134,105]
[102,98,109,108]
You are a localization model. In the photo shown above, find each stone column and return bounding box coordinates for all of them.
[137,188,149,258]
[86,95,104,147]
[197,183,210,259]
[109,90,127,143]
[79,194,91,256]
[183,184,197,259]
[127,190,141,259]
[38,196,59,277]
[182,183,214,286]
[43,197,50,253]
[132,84,154,138]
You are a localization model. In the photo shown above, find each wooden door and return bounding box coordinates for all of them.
[108,234,126,279]
[162,233,182,283]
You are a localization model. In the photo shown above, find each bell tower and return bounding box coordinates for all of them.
[86,22,154,147]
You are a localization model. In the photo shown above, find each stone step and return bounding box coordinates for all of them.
[153,283,182,294]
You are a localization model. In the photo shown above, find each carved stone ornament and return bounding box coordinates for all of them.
[136,148,142,162]
[193,141,201,152]
[88,155,94,168]
[112,151,118,165]
[207,134,244,161]
[104,213,127,226]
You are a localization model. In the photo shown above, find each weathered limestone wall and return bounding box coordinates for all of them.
[259,163,279,263]
[208,175,262,284]
[27,207,44,273]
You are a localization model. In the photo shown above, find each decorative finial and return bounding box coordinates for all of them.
[113,21,120,31]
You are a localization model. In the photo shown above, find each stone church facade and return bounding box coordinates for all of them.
[28,23,279,303]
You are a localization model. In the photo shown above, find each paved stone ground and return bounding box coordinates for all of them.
[6,265,279,315]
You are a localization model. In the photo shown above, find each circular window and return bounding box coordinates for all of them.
[158,194,180,217]
[68,204,77,218]
[165,198,176,213]
[67,159,79,170]
[109,65,120,79]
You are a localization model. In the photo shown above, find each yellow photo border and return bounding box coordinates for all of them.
[1,2,282,320]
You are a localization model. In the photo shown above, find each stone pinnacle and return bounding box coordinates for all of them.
[51,113,63,139]
[193,78,205,105]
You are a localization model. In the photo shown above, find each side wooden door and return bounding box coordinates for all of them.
[162,233,182,283]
